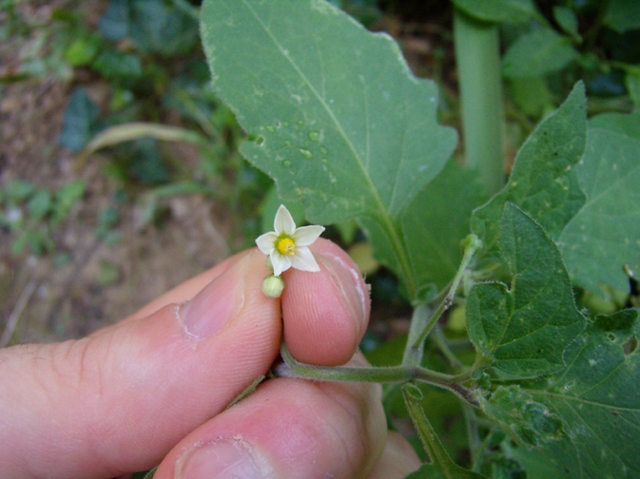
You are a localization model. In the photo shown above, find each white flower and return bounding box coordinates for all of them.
[256,204,325,276]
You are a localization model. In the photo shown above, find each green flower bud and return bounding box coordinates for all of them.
[262,274,285,298]
[265,255,274,271]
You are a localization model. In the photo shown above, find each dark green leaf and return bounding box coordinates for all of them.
[472,82,586,255]
[58,87,102,152]
[502,29,578,78]
[402,161,487,294]
[467,204,586,378]
[482,386,563,447]
[604,0,640,33]
[99,0,129,41]
[92,50,142,80]
[200,0,457,298]
[553,6,580,39]
[452,0,537,24]
[128,0,198,56]
[559,112,640,293]
[495,309,640,478]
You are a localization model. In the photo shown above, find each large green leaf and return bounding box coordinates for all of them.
[502,29,578,78]
[452,0,537,24]
[401,161,487,295]
[467,203,586,378]
[559,112,640,293]
[604,0,640,33]
[472,83,586,256]
[200,0,457,297]
[493,309,640,478]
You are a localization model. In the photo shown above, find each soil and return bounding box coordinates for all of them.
[0,2,231,344]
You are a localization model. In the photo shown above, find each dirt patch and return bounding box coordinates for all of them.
[1,67,230,346]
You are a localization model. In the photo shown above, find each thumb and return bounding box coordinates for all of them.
[0,250,280,479]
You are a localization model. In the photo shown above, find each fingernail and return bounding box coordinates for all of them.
[317,252,369,333]
[178,255,250,339]
[176,438,273,479]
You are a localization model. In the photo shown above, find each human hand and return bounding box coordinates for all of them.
[0,239,420,479]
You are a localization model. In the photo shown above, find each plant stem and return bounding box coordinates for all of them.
[404,235,482,365]
[402,384,459,473]
[403,302,431,366]
[432,324,463,371]
[454,9,505,195]
[278,343,479,406]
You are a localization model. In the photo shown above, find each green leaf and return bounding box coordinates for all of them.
[402,161,487,294]
[200,0,457,298]
[552,6,580,40]
[502,29,578,78]
[27,189,53,221]
[472,82,586,255]
[467,203,586,378]
[128,0,199,56]
[494,309,640,478]
[52,181,86,224]
[507,77,554,118]
[98,0,198,55]
[604,0,640,33]
[626,71,640,108]
[58,87,102,152]
[452,0,537,24]
[92,50,142,80]
[482,386,563,447]
[559,112,640,293]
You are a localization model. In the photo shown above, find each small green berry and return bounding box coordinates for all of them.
[262,274,285,298]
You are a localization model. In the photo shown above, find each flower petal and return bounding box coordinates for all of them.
[274,204,296,235]
[290,246,320,272]
[271,252,292,276]
[255,232,278,254]
[292,224,325,246]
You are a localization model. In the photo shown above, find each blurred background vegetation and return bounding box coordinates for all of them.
[2,0,638,343]
[1,0,638,469]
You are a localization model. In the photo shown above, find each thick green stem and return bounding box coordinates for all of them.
[454,9,505,195]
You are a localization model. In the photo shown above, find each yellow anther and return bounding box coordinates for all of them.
[276,236,296,256]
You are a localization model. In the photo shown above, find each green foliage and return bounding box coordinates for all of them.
[201,0,457,298]
[0,179,85,256]
[493,309,640,478]
[468,204,586,378]
[472,83,587,252]
[59,87,104,152]
[502,29,579,79]
[559,112,640,293]
[452,0,537,24]
[199,1,640,477]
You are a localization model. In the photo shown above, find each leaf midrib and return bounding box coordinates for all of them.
[240,0,416,295]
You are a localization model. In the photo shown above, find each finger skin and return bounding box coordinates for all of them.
[368,432,422,478]
[283,239,371,366]
[155,377,387,479]
[0,251,280,479]
[0,240,369,478]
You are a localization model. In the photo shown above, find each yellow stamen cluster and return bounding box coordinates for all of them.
[276,236,296,256]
